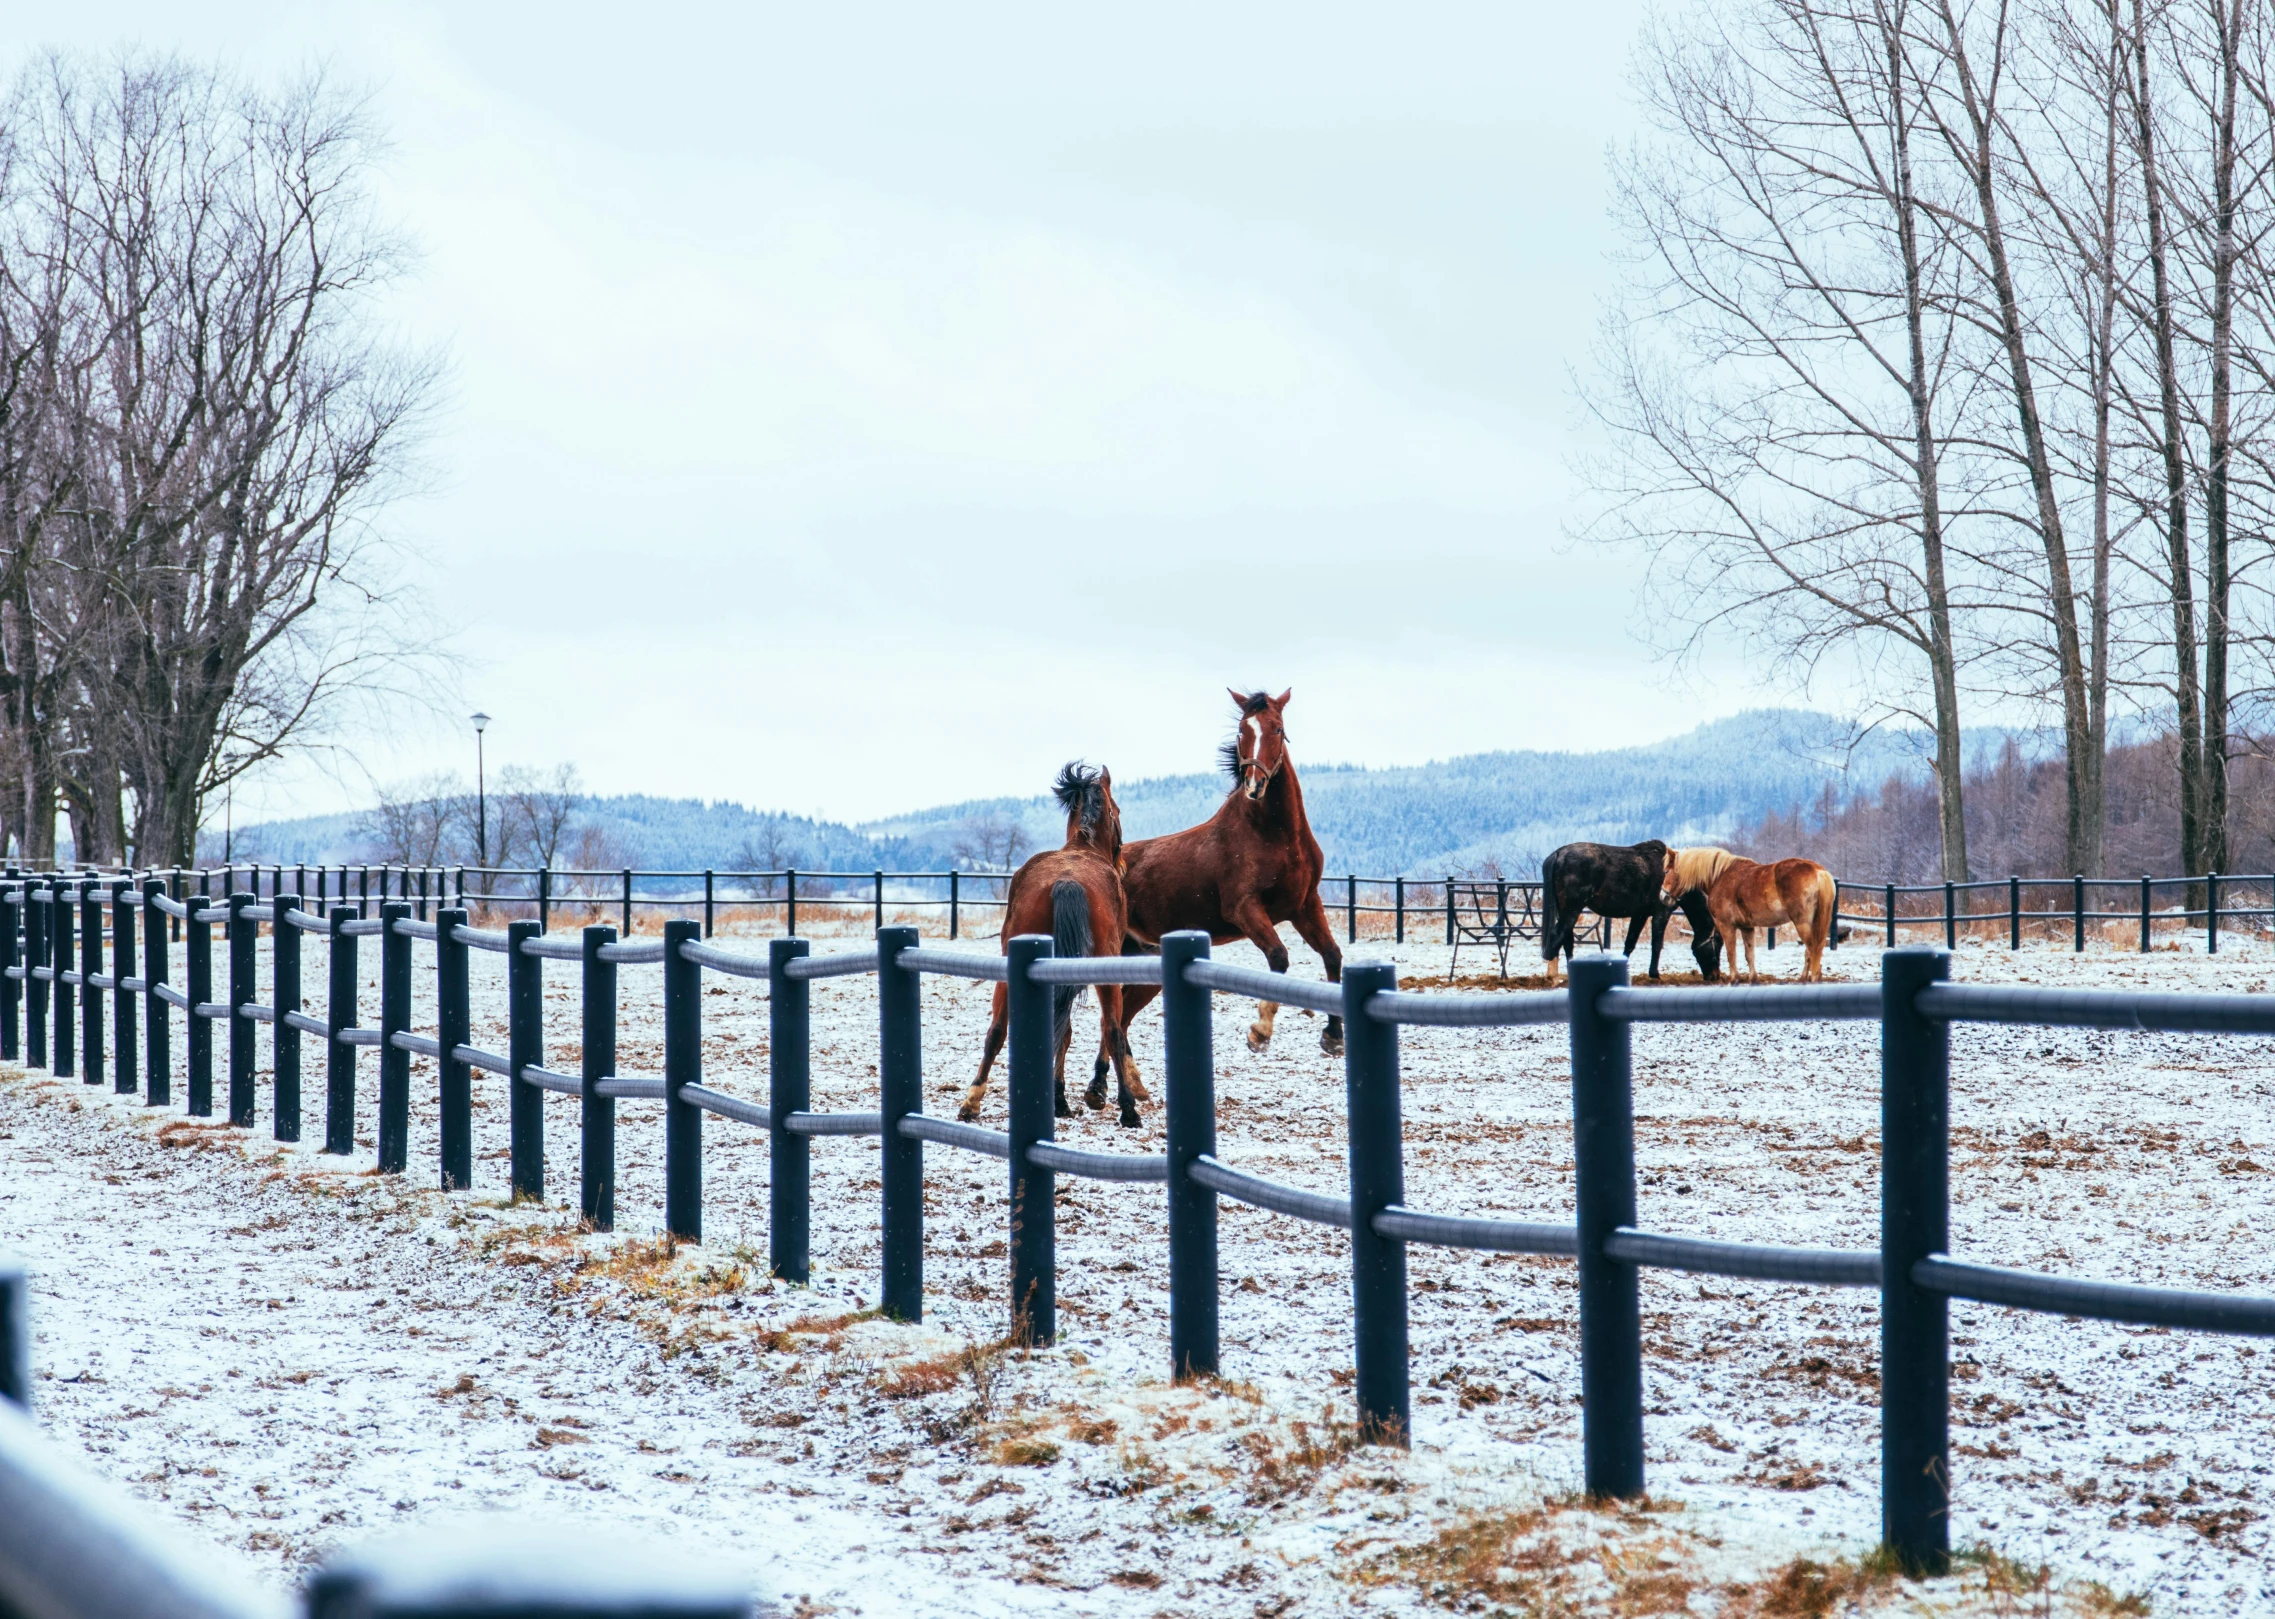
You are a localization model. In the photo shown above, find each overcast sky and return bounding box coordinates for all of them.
[20,1,1763,826]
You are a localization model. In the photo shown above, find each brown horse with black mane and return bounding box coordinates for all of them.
[959,763,1149,1127]
[1096,689,1345,1080]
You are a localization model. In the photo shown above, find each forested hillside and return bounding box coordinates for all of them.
[229,710,1956,878]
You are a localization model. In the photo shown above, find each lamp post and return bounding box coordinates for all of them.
[471,713,490,869]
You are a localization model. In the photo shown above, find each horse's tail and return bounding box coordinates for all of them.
[1539,853,1562,960]
[1810,864,1837,944]
[1051,879,1091,1049]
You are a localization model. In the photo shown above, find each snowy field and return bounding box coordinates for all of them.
[2,908,2272,1615]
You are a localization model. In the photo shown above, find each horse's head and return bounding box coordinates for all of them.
[1053,761,1121,860]
[1220,688,1292,803]
[1663,846,1734,902]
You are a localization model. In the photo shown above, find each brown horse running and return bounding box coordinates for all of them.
[959,763,1149,1127]
[1095,689,1344,1082]
[1661,847,1837,983]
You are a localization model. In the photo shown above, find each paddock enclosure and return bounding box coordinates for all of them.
[3,863,2275,1609]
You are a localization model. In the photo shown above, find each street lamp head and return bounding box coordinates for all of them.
[470,711,490,734]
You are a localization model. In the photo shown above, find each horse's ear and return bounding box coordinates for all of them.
[1273,688,1292,710]
[1227,687,1253,711]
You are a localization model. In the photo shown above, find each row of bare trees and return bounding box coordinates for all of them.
[353,766,597,872]
[1590,0,2275,879]
[0,53,433,868]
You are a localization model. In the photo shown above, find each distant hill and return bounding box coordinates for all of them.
[227,708,1965,878]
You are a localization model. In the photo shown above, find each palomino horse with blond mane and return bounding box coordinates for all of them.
[959,763,1149,1127]
[1660,847,1837,983]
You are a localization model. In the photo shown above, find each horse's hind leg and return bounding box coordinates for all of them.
[1093,987,1147,1127]
[959,984,1010,1122]
[1289,888,1346,1057]
[1054,1017,1075,1118]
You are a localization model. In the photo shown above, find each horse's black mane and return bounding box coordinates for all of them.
[1053,761,1107,834]
[1219,690,1276,782]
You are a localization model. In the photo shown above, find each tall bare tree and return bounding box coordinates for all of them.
[1588,0,1983,878]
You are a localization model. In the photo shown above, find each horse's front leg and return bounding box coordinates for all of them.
[1646,906,1669,980]
[1094,979,1158,1111]
[1229,900,1292,1052]
[1620,911,1650,975]
[959,984,1010,1122]
[1289,889,1347,1057]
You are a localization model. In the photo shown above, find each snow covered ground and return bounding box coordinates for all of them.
[1,909,2271,1615]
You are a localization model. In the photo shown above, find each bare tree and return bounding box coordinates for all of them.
[353,773,468,868]
[1586,0,1984,878]
[734,816,800,897]
[951,808,1031,873]
[496,764,583,871]
[0,54,438,866]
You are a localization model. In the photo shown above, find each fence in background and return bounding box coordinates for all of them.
[104,862,2275,955]
[3,867,2273,1575]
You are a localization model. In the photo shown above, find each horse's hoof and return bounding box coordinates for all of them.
[1320,1031,1344,1058]
[1118,1108,1142,1130]
[1054,1098,1074,1119]
[1083,1080,1109,1112]
[1246,1026,1272,1053]
[956,1102,981,1123]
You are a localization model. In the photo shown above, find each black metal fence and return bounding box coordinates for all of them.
[119,861,2275,956]
[4,866,2273,1576]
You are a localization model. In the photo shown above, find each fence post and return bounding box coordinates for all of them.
[142,881,168,1108]
[1161,931,1216,1381]
[1568,951,1642,1500]
[79,879,101,1089]
[1394,876,1405,945]
[703,870,715,939]
[508,919,543,1200]
[768,937,810,1282]
[109,881,135,1098]
[2140,875,2152,953]
[786,869,797,937]
[0,1260,23,1413]
[1347,874,1358,943]
[436,907,471,1190]
[22,881,44,1072]
[658,918,703,1242]
[620,869,632,936]
[1445,875,1454,947]
[417,867,428,923]
[1880,945,1951,1574]
[184,888,209,1113]
[2010,876,2020,950]
[326,907,358,1155]
[872,868,884,933]
[581,924,617,1231]
[2075,874,2087,953]
[1343,958,1408,1444]
[1942,881,1954,951]
[51,877,73,1080]
[273,894,301,1141]
[538,866,551,935]
[877,924,922,1321]
[378,902,411,1173]
[0,874,17,1066]
[1006,933,1055,1346]
[1884,882,1896,948]
[2208,871,2220,954]
[227,890,256,1126]
[949,870,959,941]
[0,876,18,1067]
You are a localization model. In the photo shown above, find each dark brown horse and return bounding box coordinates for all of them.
[959,763,1148,1127]
[1098,689,1344,1078]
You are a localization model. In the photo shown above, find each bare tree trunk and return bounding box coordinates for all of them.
[2202,0,2241,874]
[1930,0,2096,875]
[2130,0,2206,880]
[2083,0,2125,880]
[1888,0,1971,880]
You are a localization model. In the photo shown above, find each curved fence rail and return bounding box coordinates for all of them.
[1,867,2273,1577]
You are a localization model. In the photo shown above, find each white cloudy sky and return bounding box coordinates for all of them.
[19,0,1761,825]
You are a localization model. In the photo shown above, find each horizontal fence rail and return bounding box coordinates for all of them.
[0,865,2272,1577]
